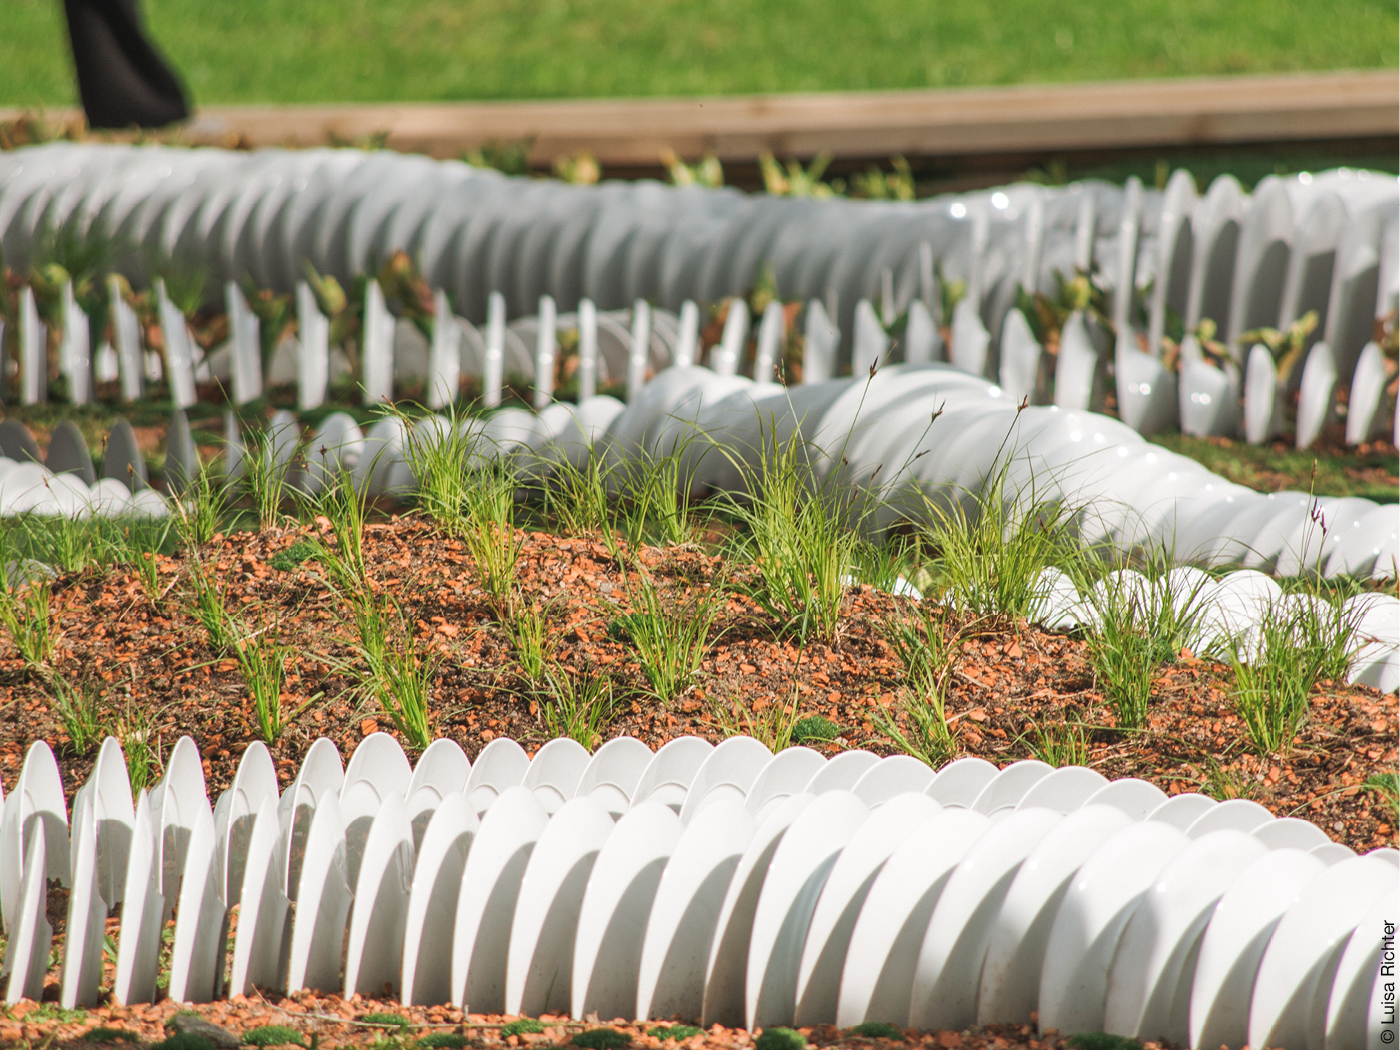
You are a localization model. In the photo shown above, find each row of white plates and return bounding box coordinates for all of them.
[0,143,1392,398]
[1,731,1392,1050]
[233,363,1396,581]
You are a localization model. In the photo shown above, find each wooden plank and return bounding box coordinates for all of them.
[8,70,1396,165]
[179,70,1399,163]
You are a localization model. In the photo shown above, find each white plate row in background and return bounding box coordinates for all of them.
[0,144,1395,448]
[2,358,1395,586]
[1,731,1394,1050]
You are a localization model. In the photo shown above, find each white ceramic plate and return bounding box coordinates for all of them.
[504,795,613,1019]
[636,797,756,1022]
[910,807,1064,1030]
[835,808,992,1027]
[745,748,828,825]
[1038,820,1191,1034]
[978,804,1134,1024]
[572,801,682,1020]
[1188,847,1328,1049]
[576,737,655,820]
[451,786,550,1012]
[521,737,591,816]
[679,736,774,825]
[1247,855,1397,1050]
[401,794,478,1006]
[1103,829,1268,1042]
[746,791,870,1027]
[795,792,942,1024]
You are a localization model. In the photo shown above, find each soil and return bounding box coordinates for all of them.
[0,517,1394,1044]
[0,994,1134,1050]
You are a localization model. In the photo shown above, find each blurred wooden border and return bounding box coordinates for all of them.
[6,70,1395,166]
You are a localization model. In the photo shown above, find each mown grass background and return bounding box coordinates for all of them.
[0,0,1395,108]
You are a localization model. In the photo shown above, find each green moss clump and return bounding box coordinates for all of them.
[500,1020,547,1039]
[791,716,841,744]
[571,1028,630,1050]
[417,1036,469,1049]
[755,1028,807,1050]
[268,540,319,572]
[243,1026,307,1047]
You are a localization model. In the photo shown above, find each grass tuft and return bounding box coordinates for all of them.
[185,557,239,654]
[1229,592,1359,757]
[460,463,523,615]
[540,663,618,750]
[724,429,859,643]
[418,1036,469,1049]
[236,627,295,745]
[510,600,556,687]
[302,467,372,597]
[921,454,1076,625]
[876,605,956,766]
[1019,716,1089,767]
[342,594,438,750]
[361,1012,411,1029]
[1363,772,1399,822]
[610,570,725,701]
[0,576,53,667]
[49,674,103,755]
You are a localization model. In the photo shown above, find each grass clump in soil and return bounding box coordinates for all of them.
[877,604,956,766]
[1230,593,1360,756]
[500,1020,546,1039]
[1364,773,1399,821]
[611,569,726,701]
[920,453,1078,625]
[724,429,860,644]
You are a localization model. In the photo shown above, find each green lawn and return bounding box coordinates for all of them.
[1154,433,1399,505]
[1,0,1394,108]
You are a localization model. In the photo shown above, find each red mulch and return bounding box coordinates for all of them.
[1,994,1123,1050]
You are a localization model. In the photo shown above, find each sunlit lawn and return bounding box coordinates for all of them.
[1,0,1394,108]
